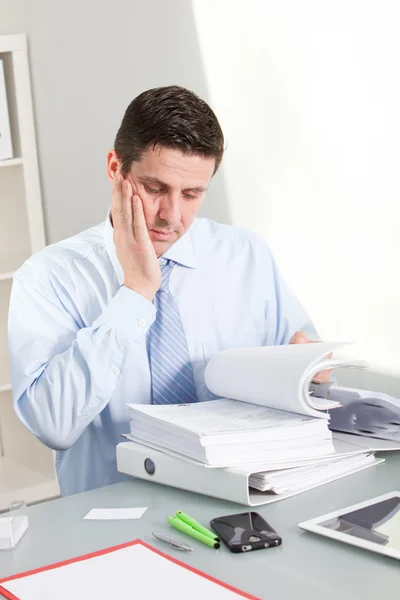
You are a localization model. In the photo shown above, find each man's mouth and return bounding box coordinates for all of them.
[151,230,175,240]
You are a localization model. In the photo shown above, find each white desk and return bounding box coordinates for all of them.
[1,453,400,599]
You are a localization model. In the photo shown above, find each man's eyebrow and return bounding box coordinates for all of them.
[139,176,167,187]
[139,176,206,193]
[183,186,207,193]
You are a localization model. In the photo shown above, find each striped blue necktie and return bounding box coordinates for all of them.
[148,259,198,404]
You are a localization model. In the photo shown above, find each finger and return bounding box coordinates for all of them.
[289,331,310,344]
[132,195,151,245]
[111,171,125,227]
[113,178,135,242]
[121,178,134,230]
[312,368,332,383]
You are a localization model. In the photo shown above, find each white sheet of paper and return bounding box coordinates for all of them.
[0,542,250,600]
[83,507,148,520]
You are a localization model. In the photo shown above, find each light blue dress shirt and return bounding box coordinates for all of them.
[8,215,317,496]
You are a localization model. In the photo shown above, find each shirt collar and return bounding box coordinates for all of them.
[103,210,197,286]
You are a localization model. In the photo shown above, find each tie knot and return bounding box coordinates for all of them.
[159,259,175,292]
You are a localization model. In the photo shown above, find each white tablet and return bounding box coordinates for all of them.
[298,491,400,561]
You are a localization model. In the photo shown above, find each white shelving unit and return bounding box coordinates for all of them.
[0,34,59,511]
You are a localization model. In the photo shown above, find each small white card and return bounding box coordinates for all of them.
[83,507,148,520]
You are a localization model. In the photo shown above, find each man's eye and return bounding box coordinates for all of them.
[183,194,197,201]
[145,185,162,194]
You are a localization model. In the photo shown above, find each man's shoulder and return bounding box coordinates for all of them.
[15,222,106,285]
[191,217,269,254]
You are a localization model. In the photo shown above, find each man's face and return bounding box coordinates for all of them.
[121,146,215,257]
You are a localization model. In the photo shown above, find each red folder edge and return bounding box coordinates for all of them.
[0,539,260,600]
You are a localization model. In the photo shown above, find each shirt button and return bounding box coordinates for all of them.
[113,367,119,375]
[138,318,146,327]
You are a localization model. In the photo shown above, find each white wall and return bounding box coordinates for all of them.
[0,0,231,243]
[1,0,399,388]
[193,0,400,382]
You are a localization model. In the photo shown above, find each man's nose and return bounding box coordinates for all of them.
[158,193,181,225]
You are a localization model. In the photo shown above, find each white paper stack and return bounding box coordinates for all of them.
[126,343,354,470]
[248,453,377,493]
[127,399,334,467]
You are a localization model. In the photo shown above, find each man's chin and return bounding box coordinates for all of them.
[153,238,175,258]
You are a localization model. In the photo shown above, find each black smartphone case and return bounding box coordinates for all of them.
[210,512,282,553]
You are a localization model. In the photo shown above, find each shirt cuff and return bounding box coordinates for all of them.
[94,286,156,341]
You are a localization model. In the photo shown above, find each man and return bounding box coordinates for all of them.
[8,86,324,496]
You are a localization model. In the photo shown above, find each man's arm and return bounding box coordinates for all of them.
[9,274,155,450]
[9,172,161,451]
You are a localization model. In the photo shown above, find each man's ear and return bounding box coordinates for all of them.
[107,150,120,181]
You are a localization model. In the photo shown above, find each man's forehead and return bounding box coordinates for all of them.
[131,146,215,182]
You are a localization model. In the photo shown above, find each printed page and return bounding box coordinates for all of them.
[129,399,327,438]
[204,342,347,418]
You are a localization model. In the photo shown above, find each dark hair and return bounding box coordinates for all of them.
[114,86,224,176]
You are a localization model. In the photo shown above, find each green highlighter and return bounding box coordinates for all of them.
[167,511,220,549]
[175,511,220,542]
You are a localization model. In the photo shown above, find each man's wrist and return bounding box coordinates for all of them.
[123,281,155,303]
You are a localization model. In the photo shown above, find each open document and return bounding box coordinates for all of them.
[125,342,388,467]
[204,342,400,443]
[204,341,364,417]
[120,342,400,503]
